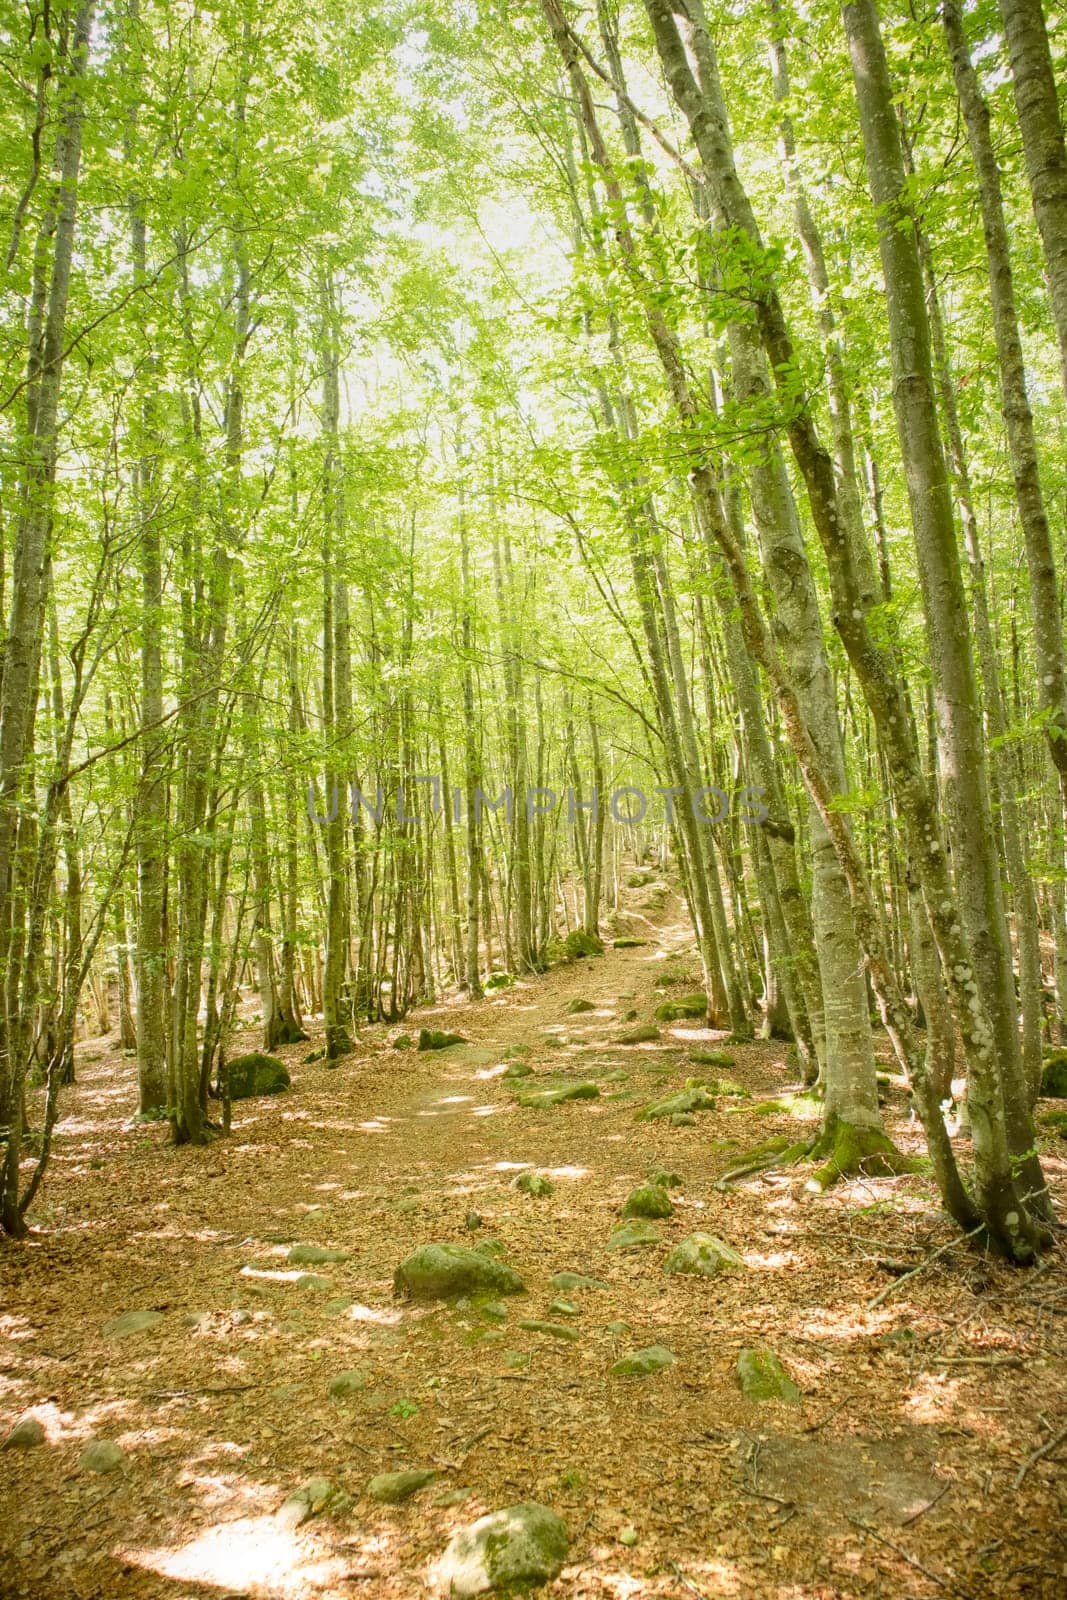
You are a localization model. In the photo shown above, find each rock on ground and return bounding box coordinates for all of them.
[620,1182,673,1219]
[432,1502,569,1596]
[367,1467,438,1503]
[612,1344,675,1376]
[394,1243,525,1301]
[79,1440,125,1473]
[737,1346,801,1402]
[2,1417,45,1450]
[663,1232,744,1276]
[226,1052,291,1099]
[606,1220,662,1251]
[102,1309,164,1338]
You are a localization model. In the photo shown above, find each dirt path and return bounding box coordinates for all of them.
[1,901,1065,1599]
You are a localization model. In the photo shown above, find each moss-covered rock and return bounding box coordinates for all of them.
[1039,1107,1067,1137]
[563,929,604,959]
[366,1468,438,1503]
[612,1343,675,1376]
[328,1368,371,1398]
[79,1439,125,1474]
[647,1166,683,1189]
[518,1319,580,1342]
[433,1503,569,1597]
[517,1081,599,1109]
[654,993,707,1021]
[737,1346,800,1403]
[392,1034,413,1051]
[417,1028,466,1052]
[567,997,596,1014]
[689,1047,736,1069]
[502,1059,534,1080]
[620,1182,674,1219]
[393,1244,525,1302]
[288,1244,347,1265]
[1040,1049,1067,1098]
[2,1416,45,1450]
[485,971,515,990]
[663,1232,743,1277]
[226,1052,291,1099]
[639,1086,717,1120]
[514,1171,554,1197]
[549,1271,610,1292]
[613,937,648,949]
[606,1220,662,1251]
[617,1024,660,1044]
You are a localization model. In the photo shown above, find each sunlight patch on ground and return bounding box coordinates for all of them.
[904,1371,962,1423]
[471,1104,503,1117]
[122,1515,352,1596]
[346,1303,403,1326]
[743,1250,803,1270]
[543,1164,591,1180]
[240,1267,309,1283]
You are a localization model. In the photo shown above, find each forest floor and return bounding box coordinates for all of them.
[1,887,1066,1600]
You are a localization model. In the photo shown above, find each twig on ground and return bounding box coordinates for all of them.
[145,1383,258,1398]
[847,1516,970,1597]
[937,1354,1023,1368]
[669,1561,712,1600]
[901,1480,952,1525]
[803,1397,847,1433]
[1012,1423,1067,1490]
[866,1223,985,1310]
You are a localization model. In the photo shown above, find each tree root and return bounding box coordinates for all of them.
[805,1115,922,1193]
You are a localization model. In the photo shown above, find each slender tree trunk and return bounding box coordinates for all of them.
[942,0,1067,814]
[997,0,1067,402]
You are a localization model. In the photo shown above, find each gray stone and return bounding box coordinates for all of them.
[277,1475,335,1529]
[737,1346,801,1403]
[2,1416,45,1450]
[606,1220,662,1251]
[103,1309,163,1339]
[79,1439,125,1474]
[612,1344,675,1377]
[288,1244,348,1265]
[514,1171,554,1198]
[366,1467,438,1503]
[663,1232,743,1277]
[433,1502,569,1597]
[620,1183,673,1219]
[394,1243,525,1302]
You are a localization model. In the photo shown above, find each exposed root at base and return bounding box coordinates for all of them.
[805,1115,922,1193]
